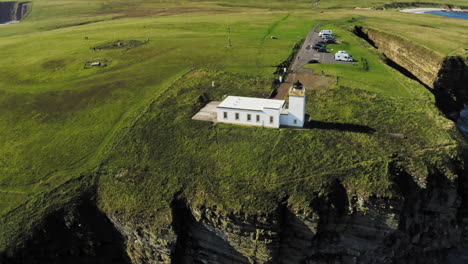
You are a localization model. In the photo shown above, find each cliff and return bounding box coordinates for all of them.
[106,164,462,263]
[0,1,30,24]
[1,158,464,264]
[0,24,466,263]
[354,26,468,116]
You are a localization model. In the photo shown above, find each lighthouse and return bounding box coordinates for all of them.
[287,81,306,127]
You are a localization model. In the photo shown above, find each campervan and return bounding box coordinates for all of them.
[321,34,332,39]
[319,30,333,37]
[335,51,353,62]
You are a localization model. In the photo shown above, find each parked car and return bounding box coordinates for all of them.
[324,38,335,44]
[308,59,319,63]
[317,47,327,52]
[316,41,325,45]
[312,45,325,50]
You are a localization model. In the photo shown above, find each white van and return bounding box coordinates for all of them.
[319,30,333,37]
[335,52,353,62]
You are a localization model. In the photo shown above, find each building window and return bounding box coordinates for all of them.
[247,114,251,121]
[223,112,228,119]
[270,116,274,124]
[294,119,297,124]
[256,115,260,122]
[235,113,239,120]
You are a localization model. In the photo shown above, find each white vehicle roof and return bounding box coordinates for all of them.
[337,51,349,54]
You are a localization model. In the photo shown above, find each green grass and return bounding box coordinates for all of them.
[312,0,468,9]
[96,68,459,225]
[362,11,468,56]
[0,0,466,252]
[0,3,315,249]
[0,8,312,196]
[306,23,429,98]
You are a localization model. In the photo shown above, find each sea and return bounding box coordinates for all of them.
[423,10,468,135]
[457,107,468,137]
[424,11,468,20]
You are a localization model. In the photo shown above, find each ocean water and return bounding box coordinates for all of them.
[457,106,468,137]
[425,11,468,20]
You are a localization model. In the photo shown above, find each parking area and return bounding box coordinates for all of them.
[291,25,354,72]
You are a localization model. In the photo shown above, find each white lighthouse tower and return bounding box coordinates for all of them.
[287,81,306,127]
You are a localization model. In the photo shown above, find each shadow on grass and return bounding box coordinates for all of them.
[306,120,376,134]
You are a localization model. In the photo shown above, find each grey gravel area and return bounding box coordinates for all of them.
[192,101,221,123]
[290,24,354,72]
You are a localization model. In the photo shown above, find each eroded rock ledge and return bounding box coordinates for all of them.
[104,163,461,263]
[0,159,464,263]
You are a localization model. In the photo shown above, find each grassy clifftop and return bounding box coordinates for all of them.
[0,0,466,252]
[97,67,460,223]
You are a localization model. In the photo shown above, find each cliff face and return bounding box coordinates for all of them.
[107,213,177,263]
[101,165,461,264]
[434,57,468,115]
[0,1,30,24]
[354,26,468,116]
[2,161,462,264]
[0,199,131,264]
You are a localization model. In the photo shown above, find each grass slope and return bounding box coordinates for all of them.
[97,68,459,225]
[0,0,466,251]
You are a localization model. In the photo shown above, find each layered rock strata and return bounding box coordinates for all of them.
[354,26,468,115]
[105,167,461,263]
[0,162,463,264]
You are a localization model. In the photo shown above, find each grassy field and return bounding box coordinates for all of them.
[0,6,311,199]
[305,23,429,98]
[96,68,459,225]
[361,11,468,55]
[0,0,466,252]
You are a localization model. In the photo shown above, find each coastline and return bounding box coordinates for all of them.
[400,8,467,13]
[0,21,19,26]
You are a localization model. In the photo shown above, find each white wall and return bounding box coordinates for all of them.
[280,113,289,126]
[286,95,306,127]
[217,107,280,128]
[216,98,304,128]
[263,108,281,128]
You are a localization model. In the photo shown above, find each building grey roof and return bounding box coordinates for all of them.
[217,96,285,111]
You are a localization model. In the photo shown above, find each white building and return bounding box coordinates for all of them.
[216,81,306,128]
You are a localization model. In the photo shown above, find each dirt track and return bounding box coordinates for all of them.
[274,24,349,99]
[274,73,335,99]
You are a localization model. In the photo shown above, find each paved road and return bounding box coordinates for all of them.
[290,24,353,72]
